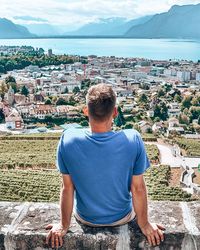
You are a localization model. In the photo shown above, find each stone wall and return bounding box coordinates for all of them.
[0,201,200,250]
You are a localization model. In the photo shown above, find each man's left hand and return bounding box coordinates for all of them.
[45,223,68,249]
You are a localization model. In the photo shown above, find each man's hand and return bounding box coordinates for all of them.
[140,222,165,246]
[45,223,68,249]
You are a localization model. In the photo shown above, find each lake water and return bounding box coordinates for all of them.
[0,38,200,61]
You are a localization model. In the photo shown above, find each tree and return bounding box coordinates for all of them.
[81,79,91,90]
[56,98,68,106]
[164,83,172,93]
[153,104,161,119]
[160,102,168,121]
[80,120,89,127]
[114,106,125,127]
[157,89,165,97]
[174,94,182,103]
[153,102,168,121]
[191,97,199,106]
[0,65,6,74]
[45,99,52,105]
[0,109,5,123]
[124,123,133,129]
[138,93,148,103]
[198,116,200,125]
[63,86,69,94]
[181,96,192,109]
[68,96,76,106]
[189,107,200,120]
[5,75,16,84]
[179,114,189,125]
[0,82,8,100]
[73,86,80,94]
[21,85,29,97]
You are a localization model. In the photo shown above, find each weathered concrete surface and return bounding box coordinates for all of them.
[0,201,200,250]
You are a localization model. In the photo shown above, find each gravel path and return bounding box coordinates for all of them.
[146,142,200,168]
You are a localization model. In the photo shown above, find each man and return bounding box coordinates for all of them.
[46,83,165,248]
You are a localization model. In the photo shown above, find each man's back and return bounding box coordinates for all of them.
[57,128,150,225]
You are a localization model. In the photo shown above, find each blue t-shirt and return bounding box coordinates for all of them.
[56,128,150,225]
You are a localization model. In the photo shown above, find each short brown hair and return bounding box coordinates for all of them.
[86,83,116,121]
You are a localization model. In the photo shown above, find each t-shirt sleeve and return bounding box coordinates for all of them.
[132,132,150,175]
[56,134,69,175]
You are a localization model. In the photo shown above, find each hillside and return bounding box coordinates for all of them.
[0,18,35,38]
[125,4,200,38]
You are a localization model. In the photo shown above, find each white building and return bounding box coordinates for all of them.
[168,109,181,117]
[196,72,200,82]
[177,71,191,82]
[164,69,172,77]
[5,109,24,130]
[4,86,15,106]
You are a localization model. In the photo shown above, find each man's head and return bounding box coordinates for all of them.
[85,83,117,122]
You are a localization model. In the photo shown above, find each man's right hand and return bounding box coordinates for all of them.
[140,222,165,246]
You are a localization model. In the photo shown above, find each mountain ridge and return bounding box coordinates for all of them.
[0,18,35,38]
[125,4,200,38]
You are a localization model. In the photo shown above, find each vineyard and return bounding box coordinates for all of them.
[0,138,159,170]
[0,166,194,202]
[0,140,57,169]
[145,144,160,164]
[174,138,200,156]
[142,133,157,142]
[0,170,61,202]
[0,135,196,202]
[144,165,193,201]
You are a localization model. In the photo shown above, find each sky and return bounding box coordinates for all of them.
[1,0,200,28]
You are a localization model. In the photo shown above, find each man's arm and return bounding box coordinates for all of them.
[131,175,165,247]
[60,174,74,229]
[46,174,74,249]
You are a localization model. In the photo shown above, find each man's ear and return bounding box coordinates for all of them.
[113,107,118,118]
[83,106,88,116]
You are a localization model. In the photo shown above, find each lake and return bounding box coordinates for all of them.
[0,38,200,61]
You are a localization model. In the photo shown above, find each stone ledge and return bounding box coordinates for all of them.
[0,201,200,250]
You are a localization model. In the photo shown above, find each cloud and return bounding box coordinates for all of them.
[13,16,48,23]
[1,0,200,27]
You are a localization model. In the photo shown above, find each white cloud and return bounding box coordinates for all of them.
[0,0,200,27]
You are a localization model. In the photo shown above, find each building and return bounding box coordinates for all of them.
[168,108,181,117]
[152,122,165,134]
[5,109,24,130]
[48,49,53,57]
[196,72,200,82]
[138,121,152,133]
[4,86,15,106]
[177,71,191,82]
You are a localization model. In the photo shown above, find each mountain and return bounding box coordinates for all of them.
[120,15,154,33]
[13,16,60,36]
[125,4,200,38]
[65,16,154,36]
[0,18,35,38]
[24,23,60,36]
[65,17,126,36]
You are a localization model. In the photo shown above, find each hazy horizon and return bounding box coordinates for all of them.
[1,0,200,31]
